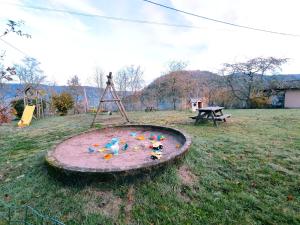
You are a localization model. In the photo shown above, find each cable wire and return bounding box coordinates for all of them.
[143,0,300,37]
[0,37,29,56]
[0,2,213,30]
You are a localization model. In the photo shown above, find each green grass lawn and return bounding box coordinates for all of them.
[0,109,299,225]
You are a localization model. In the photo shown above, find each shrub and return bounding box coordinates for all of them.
[0,105,13,124]
[11,98,46,118]
[52,92,74,115]
[250,96,270,108]
[11,99,24,118]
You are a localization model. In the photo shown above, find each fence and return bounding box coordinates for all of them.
[0,203,64,225]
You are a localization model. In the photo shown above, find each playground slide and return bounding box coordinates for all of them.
[18,105,35,127]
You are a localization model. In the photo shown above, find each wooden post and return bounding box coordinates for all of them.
[91,72,130,127]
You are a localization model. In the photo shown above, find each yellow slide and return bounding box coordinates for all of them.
[18,105,35,127]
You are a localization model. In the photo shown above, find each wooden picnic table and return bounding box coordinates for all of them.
[190,106,231,126]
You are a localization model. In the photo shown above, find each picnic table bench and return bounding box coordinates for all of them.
[190,106,231,126]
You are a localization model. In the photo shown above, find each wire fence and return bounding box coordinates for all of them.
[0,203,64,225]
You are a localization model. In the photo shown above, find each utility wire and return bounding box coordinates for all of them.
[0,37,29,56]
[143,0,300,37]
[0,2,212,30]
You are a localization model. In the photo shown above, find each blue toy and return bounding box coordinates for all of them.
[111,138,119,144]
[110,142,119,155]
[88,147,95,153]
[122,143,129,151]
[105,143,113,148]
[130,132,137,137]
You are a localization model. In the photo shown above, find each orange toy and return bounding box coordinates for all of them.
[136,135,145,141]
[104,154,113,160]
[93,144,100,147]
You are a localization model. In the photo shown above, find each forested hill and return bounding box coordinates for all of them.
[2,72,300,109]
[138,71,300,109]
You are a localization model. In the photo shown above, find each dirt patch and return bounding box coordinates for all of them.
[124,185,135,224]
[84,190,122,219]
[178,165,197,186]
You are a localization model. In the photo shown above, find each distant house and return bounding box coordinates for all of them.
[265,87,300,108]
[189,97,207,111]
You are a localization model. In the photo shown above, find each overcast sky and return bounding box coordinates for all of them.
[0,0,299,86]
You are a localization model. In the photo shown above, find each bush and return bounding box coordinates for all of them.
[250,96,270,108]
[52,92,74,115]
[11,99,24,118]
[11,98,46,118]
[0,105,14,124]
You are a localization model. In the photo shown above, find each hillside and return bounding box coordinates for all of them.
[2,73,300,109]
[139,72,300,109]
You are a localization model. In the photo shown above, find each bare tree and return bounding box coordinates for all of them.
[221,57,288,108]
[93,67,104,92]
[114,69,130,99]
[115,65,144,97]
[67,75,83,114]
[14,57,46,88]
[1,20,30,87]
[166,60,188,110]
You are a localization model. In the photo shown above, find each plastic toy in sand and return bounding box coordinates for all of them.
[104,153,113,160]
[111,144,119,155]
[150,151,162,160]
[130,132,137,137]
[149,133,157,140]
[122,143,129,151]
[157,135,166,141]
[98,148,107,153]
[103,138,120,155]
[150,141,163,151]
[150,141,163,160]
[88,147,95,153]
[136,135,145,141]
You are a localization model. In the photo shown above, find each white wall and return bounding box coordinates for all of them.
[285,90,300,108]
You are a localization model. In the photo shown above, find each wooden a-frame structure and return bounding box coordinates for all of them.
[91,72,129,127]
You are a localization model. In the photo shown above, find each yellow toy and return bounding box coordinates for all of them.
[18,105,35,127]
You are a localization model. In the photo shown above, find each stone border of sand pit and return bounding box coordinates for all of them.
[45,124,192,176]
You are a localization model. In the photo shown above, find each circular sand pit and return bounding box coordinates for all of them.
[46,125,191,175]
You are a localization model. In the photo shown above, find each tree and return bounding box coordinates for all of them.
[1,20,30,124]
[221,57,288,108]
[115,65,144,98]
[165,60,188,110]
[93,67,105,91]
[1,20,31,84]
[67,75,83,114]
[14,57,45,88]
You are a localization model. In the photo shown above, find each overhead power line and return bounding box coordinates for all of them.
[0,37,29,56]
[143,0,300,37]
[2,1,298,37]
[0,2,212,30]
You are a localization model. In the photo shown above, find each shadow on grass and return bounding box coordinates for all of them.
[46,158,185,188]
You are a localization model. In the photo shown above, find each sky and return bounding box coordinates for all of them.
[0,0,300,86]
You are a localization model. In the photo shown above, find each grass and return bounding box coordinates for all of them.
[0,109,299,225]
